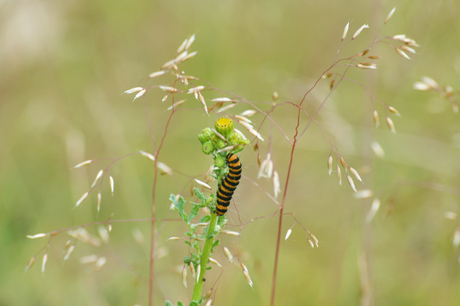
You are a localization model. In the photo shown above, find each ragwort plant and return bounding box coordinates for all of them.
[26,7,420,306]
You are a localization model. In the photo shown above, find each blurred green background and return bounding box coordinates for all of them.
[2,0,460,305]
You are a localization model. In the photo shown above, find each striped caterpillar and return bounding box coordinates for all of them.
[215,153,242,216]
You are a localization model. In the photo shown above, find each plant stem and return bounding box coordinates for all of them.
[191,212,218,302]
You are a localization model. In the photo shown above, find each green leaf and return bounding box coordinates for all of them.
[193,188,206,202]
[177,302,185,306]
[170,194,187,221]
[189,301,199,306]
[187,205,200,223]
[212,239,220,248]
[199,215,211,223]
[165,301,173,306]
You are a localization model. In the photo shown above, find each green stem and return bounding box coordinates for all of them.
[191,212,218,302]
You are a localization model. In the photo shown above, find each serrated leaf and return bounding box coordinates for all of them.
[170,194,187,221]
[193,188,206,202]
[187,206,200,223]
[212,239,221,248]
[199,215,211,223]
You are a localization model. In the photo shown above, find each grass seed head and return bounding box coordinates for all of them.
[385,7,396,24]
[386,117,396,133]
[352,24,369,39]
[342,22,349,40]
[371,141,384,158]
[328,155,333,175]
[347,174,357,192]
[182,266,187,288]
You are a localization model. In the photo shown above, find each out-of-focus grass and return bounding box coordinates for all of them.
[1,0,460,305]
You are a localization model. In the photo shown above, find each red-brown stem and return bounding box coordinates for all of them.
[270,108,301,306]
[148,94,178,306]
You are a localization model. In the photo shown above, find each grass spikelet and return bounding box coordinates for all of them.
[76,192,89,207]
[385,7,396,24]
[209,257,222,267]
[223,246,233,262]
[353,189,373,199]
[373,110,379,128]
[195,179,212,190]
[340,156,346,168]
[272,91,279,101]
[132,89,146,102]
[337,165,342,185]
[347,174,357,192]
[185,34,195,50]
[25,257,36,273]
[64,244,75,260]
[365,198,381,223]
[182,266,187,288]
[74,160,93,168]
[41,253,48,273]
[388,106,400,116]
[97,191,101,212]
[342,22,349,40]
[328,155,333,175]
[27,233,47,239]
[159,86,178,93]
[148,70,166,79]
[140,150,156,161]
[109,176,114,195]
[395,48,411,60]
[285,229,292,240]
[349,167,362,182]
[98,226,109,244]
[91,170,104,188]
[273,170,281,198]
[352,24,369,39]
[386,117,396,133]
[157,161,173,175]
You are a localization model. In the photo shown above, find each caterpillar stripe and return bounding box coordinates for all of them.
[215,153,242,216]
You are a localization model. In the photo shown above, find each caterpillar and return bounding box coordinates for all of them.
[215,153,242,216]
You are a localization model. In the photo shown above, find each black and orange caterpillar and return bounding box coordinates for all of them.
[215,153,242,216]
